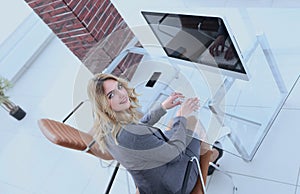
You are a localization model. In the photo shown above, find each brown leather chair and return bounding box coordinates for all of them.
[190,150,213,194]
[38,118,113,160]
[38,118,118,194]
[38,118,236,194]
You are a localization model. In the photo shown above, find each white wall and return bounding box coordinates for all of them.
[0,1,53,82]
[0,0,32,44]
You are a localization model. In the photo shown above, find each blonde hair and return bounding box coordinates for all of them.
[87,73,140,153]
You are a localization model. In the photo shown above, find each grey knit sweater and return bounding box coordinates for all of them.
[105,105,200,194]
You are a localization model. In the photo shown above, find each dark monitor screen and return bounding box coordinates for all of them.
[141,11,249,80]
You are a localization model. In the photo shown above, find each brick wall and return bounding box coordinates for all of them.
[24,0,142,76]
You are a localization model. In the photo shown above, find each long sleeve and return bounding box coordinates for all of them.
[139,104,167,126]
[106,116,190,170]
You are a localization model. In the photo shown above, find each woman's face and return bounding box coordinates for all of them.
[102,79,131,112]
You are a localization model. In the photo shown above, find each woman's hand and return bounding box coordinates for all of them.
[209,35,226,57]
[161,92,185,110]
[224,45,235,60]
[176,97,200,117]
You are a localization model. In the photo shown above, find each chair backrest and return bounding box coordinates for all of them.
[38,118,113,160]
[190,150,213,194]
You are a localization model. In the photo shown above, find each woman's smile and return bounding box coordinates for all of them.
[103,79,130,111]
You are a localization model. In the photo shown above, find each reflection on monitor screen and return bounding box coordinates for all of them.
[141,11,249,81]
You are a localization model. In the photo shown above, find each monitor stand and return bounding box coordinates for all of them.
[206,33,288,161]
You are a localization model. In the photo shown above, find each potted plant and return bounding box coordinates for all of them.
[0,76,26,120]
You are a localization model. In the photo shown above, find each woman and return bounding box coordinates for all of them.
[87,73,219,193]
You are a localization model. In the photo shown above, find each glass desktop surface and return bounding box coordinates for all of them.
[126,46,297,161]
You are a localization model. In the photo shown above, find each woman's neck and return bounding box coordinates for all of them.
[115,110,134,124]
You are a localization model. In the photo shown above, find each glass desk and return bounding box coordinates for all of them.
[125,51,292,161]
[74,56,298,162]
[74,8,300,162]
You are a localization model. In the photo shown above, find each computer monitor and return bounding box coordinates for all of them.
[141,11,249,81]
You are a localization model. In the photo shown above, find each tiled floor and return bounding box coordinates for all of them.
[1,2,300,194]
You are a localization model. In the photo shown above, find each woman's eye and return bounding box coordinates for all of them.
[108,93,114,99]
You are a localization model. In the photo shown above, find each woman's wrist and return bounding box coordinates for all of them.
[161,103,167,111]
[176,111,187,118]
